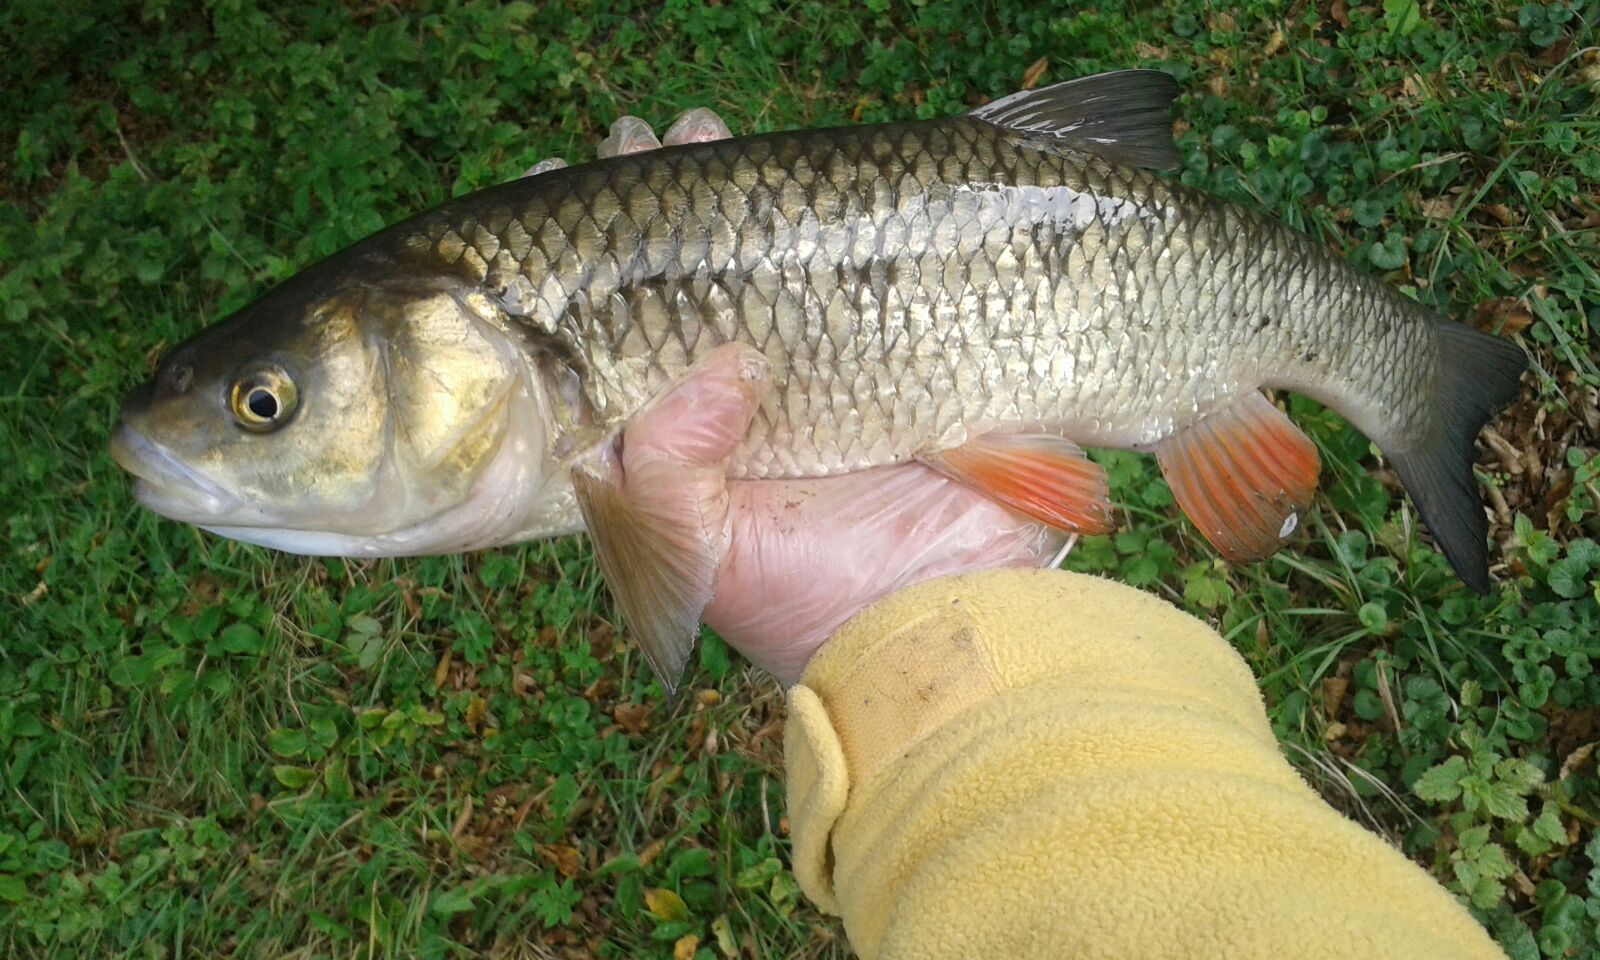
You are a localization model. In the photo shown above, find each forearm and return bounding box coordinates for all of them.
[784,569,1505,960]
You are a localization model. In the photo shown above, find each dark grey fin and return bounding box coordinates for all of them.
[573,446,717,698]
[968,69,1181,170]
[1386,323,1526,593]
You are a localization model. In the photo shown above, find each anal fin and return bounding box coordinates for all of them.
[922,433,1113,535]
[1154,392,1321,563]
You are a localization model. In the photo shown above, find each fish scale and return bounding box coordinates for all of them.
[399,117,1432,479]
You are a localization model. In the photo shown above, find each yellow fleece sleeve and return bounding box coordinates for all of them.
[783,568,1505,960]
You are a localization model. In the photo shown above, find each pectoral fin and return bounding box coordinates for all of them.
[574,448,720,696]
[1154,392,1321,563]
[922,433,1114,534]
[572,343,770,696]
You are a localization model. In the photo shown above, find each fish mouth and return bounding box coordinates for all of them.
[109,423,241,521]
[109,425,363,548]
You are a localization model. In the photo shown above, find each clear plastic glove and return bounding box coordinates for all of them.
[597,115,662,157]
[707,468,1061,682]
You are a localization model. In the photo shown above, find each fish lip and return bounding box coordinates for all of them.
[109,423,239,519]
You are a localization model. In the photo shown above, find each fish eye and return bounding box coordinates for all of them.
[229,364,299,432]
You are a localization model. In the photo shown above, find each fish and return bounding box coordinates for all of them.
[111,69,1526,691]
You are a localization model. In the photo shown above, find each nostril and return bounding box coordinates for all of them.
[163,363,194,394]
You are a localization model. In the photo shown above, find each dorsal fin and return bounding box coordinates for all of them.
[968,69,1181,170]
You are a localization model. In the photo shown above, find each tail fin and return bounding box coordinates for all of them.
[1386,322,1525,593]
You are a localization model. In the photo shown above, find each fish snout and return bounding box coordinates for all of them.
[108,421,238,519]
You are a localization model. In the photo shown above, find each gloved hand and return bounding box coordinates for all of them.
[783,568,1507,960]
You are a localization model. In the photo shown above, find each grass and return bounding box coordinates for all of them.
[2,0,1597,956]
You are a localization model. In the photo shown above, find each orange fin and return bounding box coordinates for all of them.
[923,433,1113,534]
[1154,392,1321,562]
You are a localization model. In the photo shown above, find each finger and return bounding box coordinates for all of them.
[662,107,733,146]
[524,107,729,180]
[704,465,1064,683]
[597,116,661,158]
[521,157,569,178]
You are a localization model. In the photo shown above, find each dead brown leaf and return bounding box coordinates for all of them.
[1419,196,1455,220]
[464,696,488,732]
[451,795,474,841]
[432,646,451,691]
[613,702,651,735]
[1511,867,1537,898]
[1538,35,1573,66]
[639,838,665,867]
[538,843,584,878]
[1480,203,1519,226]
[588,624,614,660]
[1472,297,1535,335]
[1021,57,1048,90]
[753,716,784,745]
[1321,677,1350,719]
[647,764,683,804]
[1559,742,1597,781]
[584,675,618,702]
[1481,427,1526,477]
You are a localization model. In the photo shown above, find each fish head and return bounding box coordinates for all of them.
[111,257,582,556]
